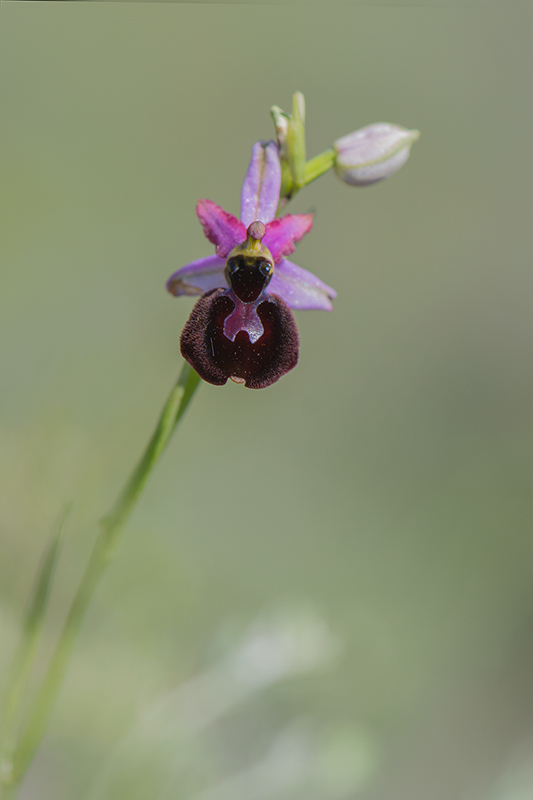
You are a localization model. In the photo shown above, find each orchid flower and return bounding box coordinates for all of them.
[167,141,336,389]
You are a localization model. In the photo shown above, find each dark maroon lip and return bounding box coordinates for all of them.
[180,288,298,389]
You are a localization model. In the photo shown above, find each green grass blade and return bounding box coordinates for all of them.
[0,506,69,779]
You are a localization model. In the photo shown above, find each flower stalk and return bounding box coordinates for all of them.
[0,363,200,798]
[304,148,336,185]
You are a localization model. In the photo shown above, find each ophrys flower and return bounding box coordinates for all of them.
[167,141,336,388]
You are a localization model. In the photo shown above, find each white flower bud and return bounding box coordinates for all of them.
[333,123,419,186]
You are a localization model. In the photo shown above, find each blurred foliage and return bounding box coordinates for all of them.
[1,3,533,799]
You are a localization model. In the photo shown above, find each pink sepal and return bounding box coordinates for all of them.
[263,214,314,263]
[196,199,245,258]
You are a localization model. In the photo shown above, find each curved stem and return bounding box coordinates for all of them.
[0,363,200,796]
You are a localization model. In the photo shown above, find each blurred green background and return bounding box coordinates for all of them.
[2,3,533,799]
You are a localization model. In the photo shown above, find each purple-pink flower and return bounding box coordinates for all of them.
[167,141,336,388]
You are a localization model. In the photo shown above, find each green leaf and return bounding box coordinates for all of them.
[0,506,69,784]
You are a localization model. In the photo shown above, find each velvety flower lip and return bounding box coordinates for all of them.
[166,141,336,312]
[180,287,299,389]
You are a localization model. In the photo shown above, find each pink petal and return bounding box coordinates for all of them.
[166,255,227,297]
[263,214,313,263]
[240,141,281,227]
[196,199,245,258]
[268,259,336,311]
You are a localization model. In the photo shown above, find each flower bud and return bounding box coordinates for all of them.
[333,123,420,186]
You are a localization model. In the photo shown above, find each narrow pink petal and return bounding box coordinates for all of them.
[166,255,227,297]
[196,199,246,258]
[263,214,313,263]
[240,141,281,227]
[268,259,336,311]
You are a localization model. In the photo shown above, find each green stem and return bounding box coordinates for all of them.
[304,148,335,185]
[0,362,200,796]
